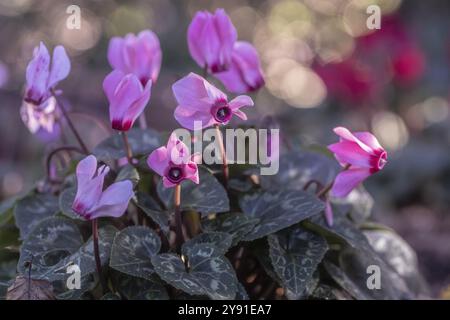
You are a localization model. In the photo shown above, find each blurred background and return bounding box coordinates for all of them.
[0,0,449,297]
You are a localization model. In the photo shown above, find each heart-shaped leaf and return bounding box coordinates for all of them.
[112,272,169,300]
[110,226,161,280]
[152,243,238,300]
[202,213,259,246]
[14,193,60,239]
[93,128,161,161]
[18,217,83,278]
[157,168,229,216]
[135,192,170,236]
[239,190,325,241]
[6,276,55,300]
[183,232,232,256]
[268,227,328,300]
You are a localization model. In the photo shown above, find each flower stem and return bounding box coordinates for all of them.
[92,219,106,294]
[50,89,89,154]
[215,124,229,186]
[174,184,186,251]
[121,132,133,163]
[46,146,86,183]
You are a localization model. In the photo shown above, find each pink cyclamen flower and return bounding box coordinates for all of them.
[107,30,162,86]
[188,8,237,73]
[24,42,70,106]
[328,127,387,198]
[147,133,199,188]
[172,73,253,130]
[103,70,152,131]
[214,41,264,94]
[72,155,133,220]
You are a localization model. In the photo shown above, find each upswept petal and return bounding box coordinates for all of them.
[147,146,169,176]
[328,141,371,168]
[25,42,50,101]
[331,168,372,198]
[47,45,70,89]
[333,127,373,154]
[89,180,133,219]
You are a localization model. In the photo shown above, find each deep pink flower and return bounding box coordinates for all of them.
[188,8,237,73]
[72,155,133,220]
[147,133,199,188]
[24,42,70,106]
[328,127,387,197]
[107,30,162,86]
[214,41,264,93]
[172,73,253,130]
[20,96,60,139]
[103,70,152,131]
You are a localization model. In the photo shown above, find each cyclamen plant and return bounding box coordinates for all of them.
[1,8,428,301]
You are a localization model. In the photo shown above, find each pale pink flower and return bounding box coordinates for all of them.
[107,30,162,86]
[103,70,152,131]
[172,73,253,130]
[72,155,133,220]
[214,41,264,93]
[24,42,70,106]
[147,133,199,188]
[187,9,237,73]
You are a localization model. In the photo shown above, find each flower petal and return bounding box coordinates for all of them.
[353,131,383,152]
[328,141,371,168]
[172,73,225,111]
[47,45,70,89]
[331,168,372,198]
[229,95,253,110]
[107,37,126,71]
[89,180,133,219]
[121,79,152,127]
[333,127,373,154]
[162,177,177,188]
[25,42,50,102]
[147,146,169,177]
[185,161,199,184]
[174,105,216,130]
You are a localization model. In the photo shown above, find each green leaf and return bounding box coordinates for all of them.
[260,151,338,191]
[135,192,170,236]
[364,229,429,297]
[93,128,161,161]
[18,217,83,278]
[157,167,229,216]
[14,193,60,239]
[116,164,140,187]
[6,276,55,300]
[183,232,232,256]
[235,282,249,300]
[202,213,259,246]
[113,272,169,300]
[239,190,325,241]
[323,261,370,300]
[302,214,370,249]
[59,187,85,220]
[268,227,328,300]
[18,217,117,298]
[152,243,238,300]
[110,226,161,279]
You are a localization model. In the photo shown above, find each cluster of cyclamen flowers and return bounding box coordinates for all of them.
[20,8,387,226]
